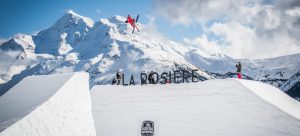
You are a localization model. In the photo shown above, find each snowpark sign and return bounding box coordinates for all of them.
[121,69,201,86]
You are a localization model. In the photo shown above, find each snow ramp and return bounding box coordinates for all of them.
[91,79,300,136]
[0,72,96,136]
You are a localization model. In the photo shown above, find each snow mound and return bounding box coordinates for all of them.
[237,79,300,120]
[0,72,96,136]
[91,79,300,136]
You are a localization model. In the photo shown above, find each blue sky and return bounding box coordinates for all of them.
[0,0,201,42]
[0,0,150,38]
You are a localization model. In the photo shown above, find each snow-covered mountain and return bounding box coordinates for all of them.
[0,10,299,98]
[34,10,94,55]
[0,10,213,94]
[280,69,300,99]
[240,54,300,87]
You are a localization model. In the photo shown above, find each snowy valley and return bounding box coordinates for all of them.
[0,10,299,99]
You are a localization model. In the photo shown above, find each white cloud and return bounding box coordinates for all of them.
[255,5,281,31]
[209,22,257,59]
[153,0,300,59]
[208,21,300,59]
[183,35,222,56]
[154,0,237,25]
[286,7,300,17]
[143,15,166,40]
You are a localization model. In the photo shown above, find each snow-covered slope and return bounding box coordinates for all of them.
[241,53,300,79]
[0,33,54,85]
[34,10,94,55]
[280,69,300,99]
[187,52,300,85]
[238,79,300,119]
[2,70,299,135]
[1,10,299,92]
[0,72,96,136]
[91,79,300,136]
[280,69,300,92]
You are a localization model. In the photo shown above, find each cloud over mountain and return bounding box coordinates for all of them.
[153,0,300,59]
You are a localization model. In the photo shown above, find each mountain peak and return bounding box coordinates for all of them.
[34,9,94,55]
[59,9,94,28]
[66,9,77,16]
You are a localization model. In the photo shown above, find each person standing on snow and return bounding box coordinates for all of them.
[236,62,242,79]
[148,71,155,84]
[112,71,122,85]
[116,71,122,85]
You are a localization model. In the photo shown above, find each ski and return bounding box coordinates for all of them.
[132,26,136,34]
[132,14,140,34]
[136,14,139,23]
[135,14,140,32]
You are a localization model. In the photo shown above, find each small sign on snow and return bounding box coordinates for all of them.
[141,120,154,136]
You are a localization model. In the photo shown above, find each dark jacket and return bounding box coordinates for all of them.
[148,72,155,84]
[116,72,122,80]
[236,63,242,73]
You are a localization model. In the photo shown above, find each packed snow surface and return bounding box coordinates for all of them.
[0,72,96,136]
[238,79,300,120]
[91,79,300,136]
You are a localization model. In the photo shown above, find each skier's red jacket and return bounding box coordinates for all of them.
[126,16,135,27]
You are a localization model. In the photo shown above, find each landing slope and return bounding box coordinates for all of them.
[91,79,300,136]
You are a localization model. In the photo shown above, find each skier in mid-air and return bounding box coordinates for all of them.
[236,62,242,79]
[125,14,140,34]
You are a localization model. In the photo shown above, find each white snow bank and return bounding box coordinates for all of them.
[0,72,96,136]
[91,79,300,136]
[237,79,300,120]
